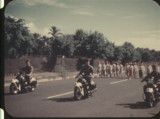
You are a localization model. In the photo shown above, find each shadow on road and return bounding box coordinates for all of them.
[48,96,76,102]
[4,92,12,96]
[5,91,33,96]
[116,101,149,109]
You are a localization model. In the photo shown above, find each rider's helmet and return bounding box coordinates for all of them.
[84,59,90,65]
[25,59,31,66]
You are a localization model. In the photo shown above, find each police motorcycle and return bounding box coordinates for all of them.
[141,77,160,107]
[10,71,37,94]
[74,73,97,100]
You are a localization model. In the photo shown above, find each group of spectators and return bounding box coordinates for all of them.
[96,61,160,79]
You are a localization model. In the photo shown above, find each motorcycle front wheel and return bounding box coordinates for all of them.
[74,87,83,100]
[10,83,18,95]
[30,86,35,92]
[146,93,155,108]
[148,101,154,107]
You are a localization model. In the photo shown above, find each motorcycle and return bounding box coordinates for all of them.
[74,74,97,100]
[9,72,37,94]
[142,77,160,107]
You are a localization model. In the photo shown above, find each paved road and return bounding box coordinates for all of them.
[4,77,160,118]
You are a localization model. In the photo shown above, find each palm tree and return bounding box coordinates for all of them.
[47,26,63,72]
[48,26,62,39]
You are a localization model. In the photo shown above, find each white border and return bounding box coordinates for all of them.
[0,108,4,119]
[0,0,4,9]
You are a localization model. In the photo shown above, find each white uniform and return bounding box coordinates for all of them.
[133,64,139,78]
[110,64,113,78]
[157,65,160,73]
[116,64,120,77]
[130,65,134,78]
[120,64,125,78]
[147,65,153,74]
[97,63,102,77]
[106,63,110,77]
[102,63,107,77]
[112,64,116,77]
[126,64,130,78]
[141,65,146,78]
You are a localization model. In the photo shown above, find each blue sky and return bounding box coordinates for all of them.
[5,0,160,50]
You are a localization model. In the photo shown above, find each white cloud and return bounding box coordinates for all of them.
[137,30,160,34]
[21,0,68,8]
[104,12,115,17]
[121,14,147,19]
[133,30,160,40]
[26,22,36,31]
[129,38,160,51]
[72,10,94,16]
[116,33,160,51]
[26,22,50,36]
[109,29,160,51]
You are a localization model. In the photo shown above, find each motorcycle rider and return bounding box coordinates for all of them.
[21,59,34,84]
[141,64,160,96]
[76,59,94,90]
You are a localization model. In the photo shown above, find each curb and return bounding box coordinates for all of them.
[4,75,76,87]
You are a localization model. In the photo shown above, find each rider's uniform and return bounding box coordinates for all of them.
[80,64,94,87]
[97,63,102,77]
[22,65,33,83]
[143,71,160,83]
[142,71,160,93]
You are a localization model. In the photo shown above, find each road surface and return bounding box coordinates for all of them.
[4,77,160,117]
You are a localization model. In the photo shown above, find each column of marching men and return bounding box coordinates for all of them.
[96,61,160,79]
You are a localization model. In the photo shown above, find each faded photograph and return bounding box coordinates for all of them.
[4,0,160,117]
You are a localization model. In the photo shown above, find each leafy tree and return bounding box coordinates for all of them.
[73,30,114,59]
[104,42,115,60]
[155,51,160,61]
[60,35,75,57]
[141,49,153,62]
[5,16,160,64]
[121,42,135,63]
[85,31,106,58]
[87,31,115,60]
[73,29,88,56]
[132,49,142,62]
[41,35,51,55]
[5,16,33,57]
[114,46,124,61]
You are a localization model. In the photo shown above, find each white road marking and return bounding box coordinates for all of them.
[110,79,128,84]
[46,91,73,99]
[46,79,129,99]
[5,75,77,87]
[4,83,40,87]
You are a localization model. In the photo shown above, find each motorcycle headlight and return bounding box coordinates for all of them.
[153,84,156,86]
[12,78,19,83]
[91,80,95,85]
[82,78,86,83]
[146,88,154,93]
[11,79,16,82]
[21,76,25,80]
